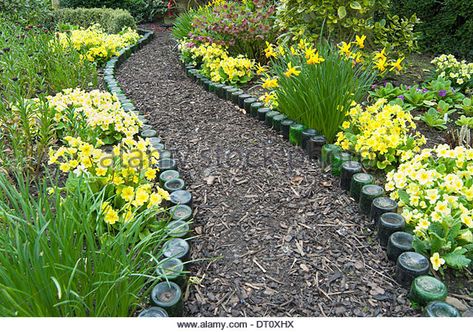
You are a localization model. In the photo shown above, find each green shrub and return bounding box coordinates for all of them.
[391,0,473,59]
[275,0,419,56]
[0,0,54,26]
[55,7,136,34]
[59,0,168,22]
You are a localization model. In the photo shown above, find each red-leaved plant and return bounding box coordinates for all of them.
[189,0,276,63]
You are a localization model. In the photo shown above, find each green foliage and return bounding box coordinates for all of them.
[172,9,196,40]
[372,14,420,56]
[391,0,473,59]
[59,0,168,22]
[456,97,473,116]
[0,20,97,102]
[455,115,473,129]
[0,0,54,26]
[275,0,419,56]
[419,109,448,130]
[370,77,465,113]
[267,42,375,143]
[55,7,136,34]
[0,19,97,174]
[0,173,167,316]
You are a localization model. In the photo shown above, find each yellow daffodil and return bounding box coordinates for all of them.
[390,57,405,72]
[284,62,301,78]
[355,35,366,49]
[262,77,279,89]
[338,42,351,57]
[307,52,325,65]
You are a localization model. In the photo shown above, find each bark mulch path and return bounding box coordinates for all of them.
[117,28,418,317]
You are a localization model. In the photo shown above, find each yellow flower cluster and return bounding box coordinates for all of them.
[260,39,326,108]
[181,42,255,84]
[431,54,473,87]
[336,98,426,170]
[58,25,140,65]
[49,136,169,225]
[385,144,473,270]
[386,144,473,230]
[263,39,325,66]
[336,36,404,75]
[44,88,141,146]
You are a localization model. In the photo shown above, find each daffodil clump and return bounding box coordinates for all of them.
[178,41,255,85]
[336,98,426,170]
[431,54,473,90]
[260,38,375,142]
[44,88,141,146]
[386,144,473,271]
[58,25,140,65]
[49,136,169,226]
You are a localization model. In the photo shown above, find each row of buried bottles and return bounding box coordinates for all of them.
[104,40,193,318]
[183,64,462,317]
[136,106,194,318]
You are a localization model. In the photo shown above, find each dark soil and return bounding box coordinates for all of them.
[116,27,459,317]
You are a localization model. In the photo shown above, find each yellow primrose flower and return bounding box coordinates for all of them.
[133,187,149,207]
[430,252,445,271]
[148,193,163,208]
[145,168,157,181]
[104,207,119,225]
[121,186,135,202]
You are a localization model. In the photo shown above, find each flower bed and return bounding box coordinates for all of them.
[0,25,193,317]
[178,43,471,316]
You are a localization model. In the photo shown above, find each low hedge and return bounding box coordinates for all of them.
[55,7,136,34]
[391,0,473,59]
[59,0,168,23]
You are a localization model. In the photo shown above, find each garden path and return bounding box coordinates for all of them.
[117,28,416,317]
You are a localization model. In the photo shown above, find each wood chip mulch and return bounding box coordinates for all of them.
[116,28,419,317]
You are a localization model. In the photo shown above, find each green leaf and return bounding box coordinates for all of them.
[444,250,471,269]
[350,1,362,10]
[398,189,410,204]
[338,6,347,19]
[412,237,430,256]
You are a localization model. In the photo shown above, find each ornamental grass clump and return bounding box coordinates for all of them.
[386,144,473,271]
[57,24,140,65]
[0,173,167,316]
[336,98,426,170]
[260,39,375,142]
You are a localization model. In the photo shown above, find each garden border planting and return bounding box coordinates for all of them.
[103,28,194,318]
[177,61,468,317]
